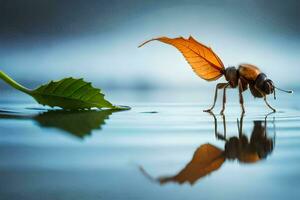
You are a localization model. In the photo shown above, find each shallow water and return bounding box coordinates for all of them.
[0,89,300,200]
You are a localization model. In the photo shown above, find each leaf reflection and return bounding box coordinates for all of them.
[0,109,120,138]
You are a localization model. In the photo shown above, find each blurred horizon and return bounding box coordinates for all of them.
[0,0,299,90]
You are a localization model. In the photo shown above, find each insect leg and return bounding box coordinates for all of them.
[238,79,245,113]
[264,96,276,112]
[203,83,228,112]
[237,112,244,137]
[222,113,227,139]
[220,83,230,115]
[208,111,219,138]
[207,111,227,141]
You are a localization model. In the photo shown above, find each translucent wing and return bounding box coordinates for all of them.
[157,143,225,185]
[139,36,225,81]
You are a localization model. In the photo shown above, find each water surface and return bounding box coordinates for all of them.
[0,90,299,200]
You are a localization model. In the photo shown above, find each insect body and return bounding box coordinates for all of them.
[139,36,292,113]
[219,63,277,113]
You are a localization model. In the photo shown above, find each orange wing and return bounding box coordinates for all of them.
[139,36,225,81]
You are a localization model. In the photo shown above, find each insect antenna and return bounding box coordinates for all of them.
[274,86,293,94]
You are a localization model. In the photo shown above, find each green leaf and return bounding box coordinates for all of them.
[0,71,130,110]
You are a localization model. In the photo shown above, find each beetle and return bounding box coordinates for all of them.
[139,36,292,113]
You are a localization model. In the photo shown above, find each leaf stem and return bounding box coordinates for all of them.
[0,71,31,94]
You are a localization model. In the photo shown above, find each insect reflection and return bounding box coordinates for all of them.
[140,113,275,185]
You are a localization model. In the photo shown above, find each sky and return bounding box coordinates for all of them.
[0,0,299,90]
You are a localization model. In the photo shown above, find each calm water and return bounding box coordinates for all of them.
[0,89,299,200]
